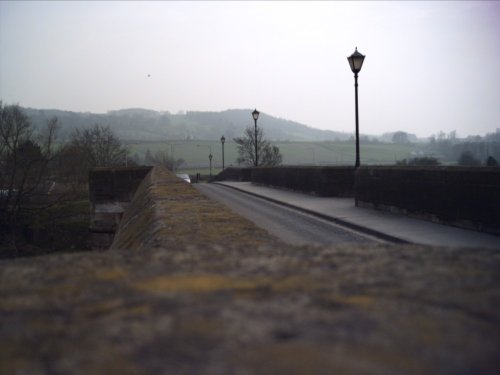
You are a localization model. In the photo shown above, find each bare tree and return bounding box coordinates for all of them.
[68,124,128,168]
[392,131,410,144]
[234,126,282,166]
[141,150,183,171]
[53,124,129,189]
[0,103,59,245]
[458,151,481,166]
[261,143,282,166]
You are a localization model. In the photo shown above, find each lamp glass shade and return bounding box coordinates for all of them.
[347,48,365,73]
[252,109,260,121]
[221,135,225,144]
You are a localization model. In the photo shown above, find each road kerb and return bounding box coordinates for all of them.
[212,182,410,245]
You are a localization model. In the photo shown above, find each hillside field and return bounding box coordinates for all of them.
[126,140,417,174]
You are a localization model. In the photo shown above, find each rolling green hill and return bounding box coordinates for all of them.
[20,106,417,172]
[23,107,351,142]
[127,139,417,175]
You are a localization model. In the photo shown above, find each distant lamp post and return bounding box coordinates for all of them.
[170,144,176,172]
[347,47,365,168]
[220,135,226,170]
[252,109,260,166]
[209,153,213,177]
[309,147,316,165]
[196,144,213,178]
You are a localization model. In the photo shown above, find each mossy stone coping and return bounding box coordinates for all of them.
[1,167,499,374]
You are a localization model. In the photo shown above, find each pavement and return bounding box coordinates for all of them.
[214,181,500,249]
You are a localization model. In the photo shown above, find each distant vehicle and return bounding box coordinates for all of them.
[176,174,191,183]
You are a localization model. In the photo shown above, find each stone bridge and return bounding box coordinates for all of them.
[1,166,499,374]
[89,166,152,249]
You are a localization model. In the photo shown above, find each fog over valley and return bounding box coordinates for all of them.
[1,1,500,138]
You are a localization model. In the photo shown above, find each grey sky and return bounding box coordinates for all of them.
[1,1,499,137]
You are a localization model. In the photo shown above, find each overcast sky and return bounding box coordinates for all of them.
[1,1,499,137]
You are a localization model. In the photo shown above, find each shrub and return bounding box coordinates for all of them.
[396,157,440,166]
[486,156,498,166]
[458,151,481,166]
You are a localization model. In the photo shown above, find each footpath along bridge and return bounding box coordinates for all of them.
[1,166,499,375]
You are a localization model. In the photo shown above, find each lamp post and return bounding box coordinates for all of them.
[170,142,183,172]
[170,143,176,172]
[220,135,225,170]
[197,144,213,177]
[209,153,213,177]
[347,47,365,168]
[252,109,260,166]
[309,147,316,165]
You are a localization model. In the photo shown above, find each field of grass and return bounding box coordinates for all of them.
[126,140,418,174]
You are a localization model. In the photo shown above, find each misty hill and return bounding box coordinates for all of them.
[22,107,352,142]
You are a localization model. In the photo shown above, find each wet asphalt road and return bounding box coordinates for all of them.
[195,183,380,246]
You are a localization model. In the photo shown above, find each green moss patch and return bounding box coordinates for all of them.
[111,167,279,251]
[1,167,499,374]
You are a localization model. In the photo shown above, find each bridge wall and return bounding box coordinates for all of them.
[110,166,277,251]
[251,166,355,197]
[89,165,500,248]
[211,167,252,182]
[355,166,500,235]
[89,166,152,249]
[215,165,500,235]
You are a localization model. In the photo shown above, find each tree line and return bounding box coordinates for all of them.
[0,103,129,257]
[23,107,349,142]
[0,103,282,257]
[234,125,282,167]
[424,130,500,166]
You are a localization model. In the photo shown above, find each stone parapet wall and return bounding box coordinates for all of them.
[111,166,278,251]
[251,166,355,197]
[2,166,500,374]
[89,166,152,249]
[214,165,500,234]
[211,167,252,182]
[355,166,500,234]
[89,166,153,203]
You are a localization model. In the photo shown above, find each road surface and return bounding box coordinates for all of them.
[195,183,381,246]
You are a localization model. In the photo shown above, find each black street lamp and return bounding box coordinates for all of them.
[220,135,225,170]
[209,153,213,177]
[252,109,260,166]
[197,144,212,177]
[347,47,365,168]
